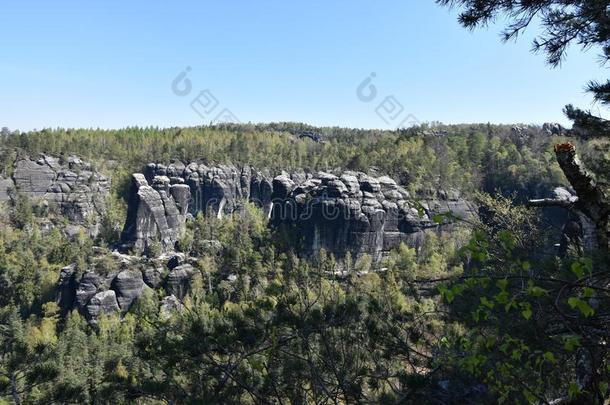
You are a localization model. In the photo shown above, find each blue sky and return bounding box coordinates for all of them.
[1,1,607,131]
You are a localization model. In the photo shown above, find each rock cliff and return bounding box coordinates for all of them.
[43,157,476,322]
[270,171,474,261]
[119,173,191,253]
[0,177,12,202]
[57,252,191,322]
[120,160,475,260]
[3,154,110,224]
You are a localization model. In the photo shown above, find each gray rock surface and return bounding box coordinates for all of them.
[112,269,145,312]
[542,122,565,136]
[57,256,159,322]
[85,290,120,321]
[10,155,109,223]
[57,264,77,313]
[121,161,475,261]
[120,173,191,253]
[0,177,14,201]
[271,171,475,261]
[143,266,165,289]
[165,264,195,300]
[75,272,105,310]
[121,163,277,252]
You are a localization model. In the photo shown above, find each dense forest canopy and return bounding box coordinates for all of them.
[0,118,607,403]
[0,122,588,200]
[0,0,609,403]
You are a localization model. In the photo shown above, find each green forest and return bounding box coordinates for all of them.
[0,122,591,197]
[1,0,610,404]
[0,118,608,403]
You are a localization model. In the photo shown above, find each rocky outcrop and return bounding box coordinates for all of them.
[56,252,200,322]
[542,122,565,136]
[143,266,165,289]
[120,173,191,253]
[75,271,106,310]
[122,162,293,252]
[85,291,120,321]
[9,155,110,223]
[112,270,145,313]
[165,264,196,300]
[121,161,475,261]
[0,177,13,201]
[56,254,167,322]
[270,171,475,261]
[57,264,78,311]
[54,161,475,321]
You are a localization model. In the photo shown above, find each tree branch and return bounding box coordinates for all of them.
[528,198,574,209]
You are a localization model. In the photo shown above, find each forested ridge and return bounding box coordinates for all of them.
[2,0,610,401]
[0,122,590,198]
[0,119,608,403]
[3,0,610,401]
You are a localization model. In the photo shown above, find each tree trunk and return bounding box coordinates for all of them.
[542,143,609,403]
[529,143,609,253]
[554,143,609,252]
[11,372,21,405]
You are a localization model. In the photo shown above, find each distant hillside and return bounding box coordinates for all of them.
[0,122,579,201]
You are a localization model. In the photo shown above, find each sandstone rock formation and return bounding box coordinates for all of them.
[53,159,476,321]
[143,266,165,289]
[120,161,475,260]
[86,290,120,321]
[57,264,78,311]
[112,269,145,313]
[56,252,200,323]
[165,264,196,300]
[0,177,13,201]
[542,122,565,136]
[8,154,110,223]
[120,173,191,253]
[122,162,297,252]
[270,171,475,261]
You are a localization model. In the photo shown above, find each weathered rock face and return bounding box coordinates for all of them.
[542,122,565,136]
[86,291,120,321]
[75,271,106,310]
[112,270,145,313]
[122,162,299,252]
[9,155,110,223]
[55,161,475,320]
[57,264,77,311]
[143,266,165,289]
[56,253,192,323]
[165,264,196,300]
[270,171,475,261]
[120,173,191,253]
[0,177,13,201]
[121,161,475,260]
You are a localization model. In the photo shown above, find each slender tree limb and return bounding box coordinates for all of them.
[528,198,574,209]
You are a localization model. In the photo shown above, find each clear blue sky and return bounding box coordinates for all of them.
[1,1,606,131]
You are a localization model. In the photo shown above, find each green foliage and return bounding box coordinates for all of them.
[0,122,606,403]
[0,196,471,403]
[133,248,453,404]
[0,123,569,201]
[438,197,610,403]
